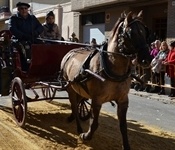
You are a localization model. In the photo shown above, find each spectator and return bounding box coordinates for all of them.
[150,40,161,59]
[149,40,161,92]
[151,41,169,94]
[41,11,61,40]
[90,38,100,48]
[71,32,79,42]
[150,42,155,52]
[163,41,175,97]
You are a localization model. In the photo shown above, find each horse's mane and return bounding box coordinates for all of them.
[109,14,144,41]
[110,17,125,39]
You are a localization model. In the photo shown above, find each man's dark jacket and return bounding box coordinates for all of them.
[8,13,44,42]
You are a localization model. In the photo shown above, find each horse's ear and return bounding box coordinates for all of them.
[123,11,132,27]
[137,10,143,19]
[121,11,126,18]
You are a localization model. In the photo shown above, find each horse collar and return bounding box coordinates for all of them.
[100,49,131,82]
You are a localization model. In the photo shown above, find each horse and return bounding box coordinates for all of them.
[60,11,151,150]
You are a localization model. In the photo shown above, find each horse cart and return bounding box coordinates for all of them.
[0,30,91,127]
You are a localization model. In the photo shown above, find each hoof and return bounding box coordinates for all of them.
[80,133,86,141]
[79,133,92,141]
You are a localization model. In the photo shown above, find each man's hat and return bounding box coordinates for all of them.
[16,2,30,8]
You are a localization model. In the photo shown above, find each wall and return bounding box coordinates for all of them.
[0,1,8,6]
[61,2,74,40]
[71,0,135,11]
[10,0,70,8]
[105,6,129,39]
[167,0,175,42]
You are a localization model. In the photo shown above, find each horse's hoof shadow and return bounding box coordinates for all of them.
[67,114,75,122]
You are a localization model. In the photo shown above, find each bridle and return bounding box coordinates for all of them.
[99,18,148,82]
[117,19,148,56]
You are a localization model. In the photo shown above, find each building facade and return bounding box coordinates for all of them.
[0,1,11,30]
[0,0,74,40]
[71,0,174,44]
[0,0,175,44]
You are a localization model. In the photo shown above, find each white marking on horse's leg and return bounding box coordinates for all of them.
[80,102,101,140]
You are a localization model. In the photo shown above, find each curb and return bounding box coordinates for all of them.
[129,89,175,105]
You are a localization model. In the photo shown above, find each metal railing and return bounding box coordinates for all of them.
[131,64,175,90]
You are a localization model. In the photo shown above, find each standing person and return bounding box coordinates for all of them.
[149,40,161,92]
[150,40,161,59]
[8,2,44,71]
[41,11,61,40]
[151,41,169,94]
[90,38,100,48]
[9,2,43,43]
[71,32,79,42]
[163,41,175,97]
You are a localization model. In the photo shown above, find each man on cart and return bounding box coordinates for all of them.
[8,2,44,71]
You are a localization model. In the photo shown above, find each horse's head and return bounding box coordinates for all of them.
[109,11,151,67]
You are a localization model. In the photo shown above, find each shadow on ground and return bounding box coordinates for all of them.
[1,101,175,150]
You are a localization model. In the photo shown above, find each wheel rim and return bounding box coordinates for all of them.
[11,78,27,127]
[78,99,91,121]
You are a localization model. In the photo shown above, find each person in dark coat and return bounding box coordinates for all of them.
[8,2,44,71]
[8,2,43,43]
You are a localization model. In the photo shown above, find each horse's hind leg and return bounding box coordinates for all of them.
[117,100,130,150]
[80,101,101,140]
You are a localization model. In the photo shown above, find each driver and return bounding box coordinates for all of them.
[9,2,43,43]
[8,2,44,71]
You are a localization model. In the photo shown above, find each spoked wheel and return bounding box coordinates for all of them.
[78,99,91,121]
[11,77,27,128]
[41,87,56,102]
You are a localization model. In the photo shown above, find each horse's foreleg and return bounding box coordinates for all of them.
[67,87,83,134]
[80,103,101,140]
[117,101,130,150]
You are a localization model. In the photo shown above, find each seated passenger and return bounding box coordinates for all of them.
[8,2,44,71]
[41,11,61,40]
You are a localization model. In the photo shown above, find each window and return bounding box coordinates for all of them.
[153,18,167,40]
[82,12,105,25]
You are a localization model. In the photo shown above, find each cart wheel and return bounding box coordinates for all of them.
[11,77,27,128]
[78,99,91,121]
[41,87,56,102]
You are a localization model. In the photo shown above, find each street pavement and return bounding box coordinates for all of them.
[1,88,175,134]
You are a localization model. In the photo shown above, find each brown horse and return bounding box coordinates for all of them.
[60,11,151,150]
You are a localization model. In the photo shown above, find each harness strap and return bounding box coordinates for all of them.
[100,49,131,82]
[82,49,99,71]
